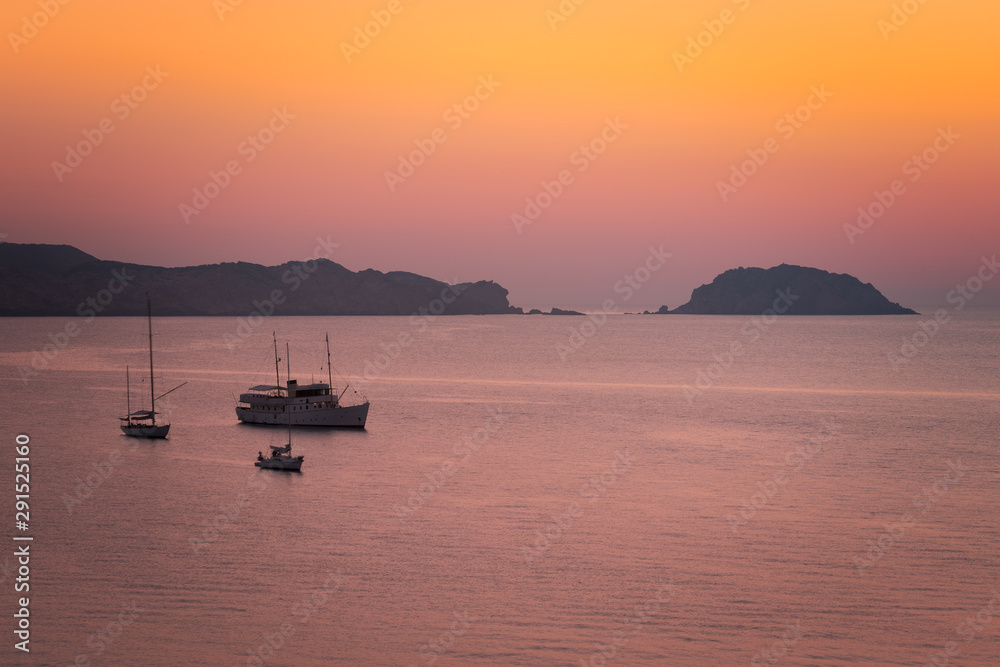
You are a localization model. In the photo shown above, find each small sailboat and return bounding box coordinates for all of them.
[120,296,185,439]
[255,442,304,471]
[255,342,304,471]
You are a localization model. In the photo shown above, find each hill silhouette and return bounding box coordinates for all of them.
[0,243,522,316]
[667,264,917,315]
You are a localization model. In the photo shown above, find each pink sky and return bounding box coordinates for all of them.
[2,0,998,310]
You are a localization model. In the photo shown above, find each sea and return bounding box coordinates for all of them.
[0,310,997,666]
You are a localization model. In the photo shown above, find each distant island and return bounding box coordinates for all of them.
[0,243,523,316]
[527,308,585,316]
[657,264,917,315]
[0,246,918,317]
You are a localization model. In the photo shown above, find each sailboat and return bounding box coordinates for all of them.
[236,332,369,427]
[120,296,186,438]
[255,342,304,471]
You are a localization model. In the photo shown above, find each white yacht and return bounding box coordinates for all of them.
[236,333,369,428]
[120,297,185,439]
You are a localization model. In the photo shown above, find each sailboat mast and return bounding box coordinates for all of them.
[147,296,156,426]
[286,342,292,444]
[126,365,131,420]
[273,331,281,390]
[326,333,333,398]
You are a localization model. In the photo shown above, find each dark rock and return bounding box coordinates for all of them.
[0,243,523,316]
[527,309,543,315]
[668,264,917,315]
[548,308,584,316]
[0,242,98,275]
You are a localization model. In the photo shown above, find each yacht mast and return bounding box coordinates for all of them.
[146,296,156,426]
[126,365,131,421]
[286,342,292,444]
[273,331,281,390]
[326,333,333,396]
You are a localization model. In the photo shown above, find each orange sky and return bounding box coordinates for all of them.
[2,0,998,309]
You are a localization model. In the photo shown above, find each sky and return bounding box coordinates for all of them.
[2,0,998,310]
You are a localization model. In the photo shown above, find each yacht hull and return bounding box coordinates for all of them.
[237,402,369,427]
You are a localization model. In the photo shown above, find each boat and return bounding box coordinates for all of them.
[255,443,304,471]
[255,343,304,471]
[236,333,369,427]
[120,296,186,439]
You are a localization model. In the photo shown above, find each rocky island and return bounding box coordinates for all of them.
[0,246,919,318]
[662,264,917,315]
[0,243,523,316]
[527,308,585,316]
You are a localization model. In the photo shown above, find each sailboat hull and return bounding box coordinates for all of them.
[255,457,303,471]
[121,424,170,438]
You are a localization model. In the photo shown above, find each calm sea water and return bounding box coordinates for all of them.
[1,311,998,666]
